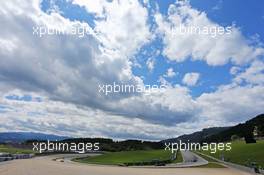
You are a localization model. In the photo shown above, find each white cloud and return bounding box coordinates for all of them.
[198,85,264,123]
[146,57,155,72]
[0,0,263,140]
[72,0,107,17]
[74,0,152,57]
[158,76,170,86]
[212,0,223,11]
[0,0,149,106]
[112,85,199,125]
[182,72,200,86]
[155,1,264,66]
[230,66,241,75]
[234,60,264,85]
[164,67,176,78]
[0,0,197,130]
[0,89,198,140]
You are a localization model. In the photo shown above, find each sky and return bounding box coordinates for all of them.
[0,0,263,140]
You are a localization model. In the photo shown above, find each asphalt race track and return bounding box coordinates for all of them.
[0,154,253,175]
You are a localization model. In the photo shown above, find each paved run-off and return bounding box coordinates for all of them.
[0,154,254,175]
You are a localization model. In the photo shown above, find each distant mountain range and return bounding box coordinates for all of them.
[162,127,230,143]
[1,114,263,144]
[204,114,264,143]
[0,132,69,143]
[163,114,264,143]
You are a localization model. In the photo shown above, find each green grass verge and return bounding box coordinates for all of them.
[0,144,35,154]
[173,150,183,163]
[195,152,226,168]
[195,162,226,168]
[74,149,181,165]
[201,140,264,168]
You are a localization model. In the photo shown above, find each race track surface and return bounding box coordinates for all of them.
[0,154,253,175]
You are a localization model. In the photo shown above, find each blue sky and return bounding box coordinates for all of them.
[40,0,264,97]
[0,0,263,140]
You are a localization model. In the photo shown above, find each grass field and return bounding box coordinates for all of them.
[201,140,264,168]
[75,149,182,165]
[0,144,35,154]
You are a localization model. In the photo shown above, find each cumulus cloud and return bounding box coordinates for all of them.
[0,89,197,140]
[0,0,263,140]
[182,72,200,86]
[0,0,197,129]
[155,1,264,66]
[0,0,146,105]
[146,57,155,72]
[74,0,152,57]
[233,60,264,85]
[198,85,264,123]
[164,68,177,78]
[230,66,241,75]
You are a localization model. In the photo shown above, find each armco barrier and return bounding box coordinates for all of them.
[197,152,263,174]
[0,153,34,162]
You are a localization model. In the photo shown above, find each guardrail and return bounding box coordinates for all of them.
[0,153,34,162]
[197,152,263,175]
[122,150,178,167]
